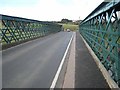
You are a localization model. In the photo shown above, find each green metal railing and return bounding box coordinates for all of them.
[79,0,120,86]
[0,15,62,47]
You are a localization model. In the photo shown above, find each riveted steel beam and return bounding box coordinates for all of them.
[0,14,62,47]
[79,0,120,86]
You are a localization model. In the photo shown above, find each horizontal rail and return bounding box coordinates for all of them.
[81,0,120,24]
[0,15,62,48]
[79,0,120,86]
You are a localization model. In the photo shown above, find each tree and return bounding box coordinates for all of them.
[61,19,72,23]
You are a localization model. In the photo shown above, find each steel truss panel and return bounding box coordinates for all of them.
[0,15,62,46]
[80,0,120,86]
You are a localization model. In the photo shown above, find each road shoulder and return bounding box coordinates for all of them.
[62,32,75,88]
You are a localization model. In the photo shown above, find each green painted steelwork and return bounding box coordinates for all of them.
[79,1,120,86]
[0,15,62,46]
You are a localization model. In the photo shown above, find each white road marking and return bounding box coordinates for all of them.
[50,33,74,89]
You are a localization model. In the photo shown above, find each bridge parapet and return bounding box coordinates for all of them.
[0,15,62,48]
[79,0,120,86]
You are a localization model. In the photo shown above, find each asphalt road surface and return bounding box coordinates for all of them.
[2,31,73,88]
[75,31,109,88]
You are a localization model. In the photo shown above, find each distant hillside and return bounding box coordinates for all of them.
[56,19,82,25]
[58,23,79,31]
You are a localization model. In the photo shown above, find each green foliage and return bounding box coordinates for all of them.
[0,20,2,29]
[59,23,78,31]
[61,19,72,23]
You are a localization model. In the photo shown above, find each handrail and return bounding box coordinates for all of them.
[0,14,62,48]
[79,0,120,86]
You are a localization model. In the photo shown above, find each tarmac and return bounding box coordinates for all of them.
[63,31,110,88]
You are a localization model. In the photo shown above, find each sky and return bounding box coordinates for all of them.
[0,0,104,21]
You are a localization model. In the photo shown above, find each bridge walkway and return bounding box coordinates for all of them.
[75,31,110,88]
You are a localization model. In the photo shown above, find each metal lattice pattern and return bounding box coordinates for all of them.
[80,1,120,86]
[0,15,62,46]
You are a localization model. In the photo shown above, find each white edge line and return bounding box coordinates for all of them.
[50,33,74,89]
[79,33,119,88]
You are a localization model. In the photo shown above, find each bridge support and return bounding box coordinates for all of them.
[0,15,62,49]
[79,1,120,86]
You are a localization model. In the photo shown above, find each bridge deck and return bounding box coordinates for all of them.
[2,31,73,88]
[75,31,109,88]
[2,31,112,88]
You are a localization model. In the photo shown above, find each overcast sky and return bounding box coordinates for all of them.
[0,0,104,21]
